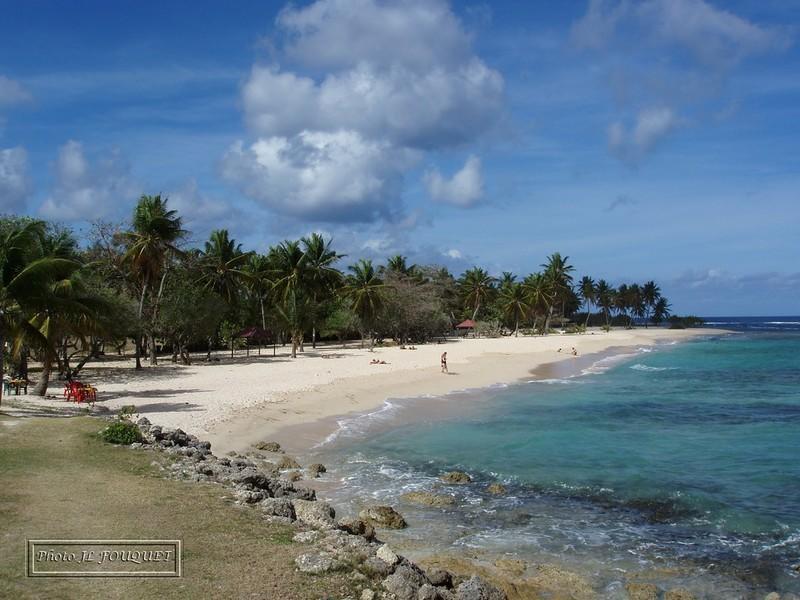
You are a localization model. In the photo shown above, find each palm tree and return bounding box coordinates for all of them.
[541,253,574,329]
[498,282,529,336]
[595,279,614,327]
[197,229,252,306]
[271,240,310,358]
[0,221,72,404]
[627,283,645,327]
[341,259,384,350]
[383,255,417,278]
[243,253,273,331]
[651,297,671,325]
[522,272,551,334]
[641,280,661,328]
[458,267,496,321]
[498,272,516,293]
[301,233,343,348]
[122,195,186,367]
[579,275,596,328]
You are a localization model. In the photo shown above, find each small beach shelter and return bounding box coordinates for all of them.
[455,319,476,337]
[236,326,274,356]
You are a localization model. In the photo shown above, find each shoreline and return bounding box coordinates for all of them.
[206,328,723,455]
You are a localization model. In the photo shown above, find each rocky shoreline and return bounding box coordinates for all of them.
[125,416,507,600]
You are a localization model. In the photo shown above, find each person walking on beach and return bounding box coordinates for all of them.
[441,352,448,373]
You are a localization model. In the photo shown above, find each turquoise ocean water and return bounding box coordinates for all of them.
[316,318,800,597]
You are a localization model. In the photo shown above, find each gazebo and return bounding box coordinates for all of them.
[455,319,476,337]
[236,326,274,356]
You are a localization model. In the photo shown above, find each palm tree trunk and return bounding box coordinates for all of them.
[471,302,480,322]
[260,297,266,330]
[514,317,519,337]
[584,303,592,328]
[33,355,52,397]
[135,281,148,370]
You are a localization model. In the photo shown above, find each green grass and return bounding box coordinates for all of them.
[0,416,359,599]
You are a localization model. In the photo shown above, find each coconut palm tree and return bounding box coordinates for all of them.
[595,279,614,327]
[651,297,671,325]
[270,240,308,358]
[122,195,186,367]
[243,253,273,331]
[579,276,596,328]
[301,233,343,348]
[498,272,516,293]
[341,259,384,350]
[641,280,661,328]
[541,253,574,329]
[0,221,75,404]
[498,282,529,336]
[458,267,496,321]
[522,272,551,334]
[197,229,252,306]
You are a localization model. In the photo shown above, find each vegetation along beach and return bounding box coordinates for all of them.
[2,1,799,599]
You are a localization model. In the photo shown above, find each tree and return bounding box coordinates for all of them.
[197,229,252,306]
[541,252,574,330]
[121,195,186,367]
[498,282,529,336]
[301,233,343,348]
[595,279,614,327]
[578,276,596,328]
[642,280,661,328]
[458,267,496,321]
[382,255,417,278]
[341,259,384,350]
[271,240,310,358]
[651,297,671,325]
[243,253,273,331]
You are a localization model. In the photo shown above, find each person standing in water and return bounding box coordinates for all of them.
[441,351,448,373]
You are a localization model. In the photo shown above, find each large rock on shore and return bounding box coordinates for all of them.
[359,505,407,529]
[253,440,283,453]
[454,576,506,600]
[486,483,507,495]
[294,552,341,574]
[260,497,295,519]
[625,582,660,600]
[382,564,428,600]
[277,455,301,470]
[441,471,472,485]
[293,499,336,529]
[337,516,375,541]
[401,491,456,507]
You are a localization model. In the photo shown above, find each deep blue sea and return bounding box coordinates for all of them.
[316,318,800,598]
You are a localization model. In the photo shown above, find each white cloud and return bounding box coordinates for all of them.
[222,131,417,222]
[608,107,680,163]
[0,147,31,213]
[39,140,140,221]
[445,248,463,259]
[167,179,243,236]
[572,0,787,67]
[425,155,484,207]
[0,75,31,107]
[224,0,503,222]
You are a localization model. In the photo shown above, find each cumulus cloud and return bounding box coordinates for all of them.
[0,147,32,213]
[0,75,32,107]
[39,140,139,221]
[425,155,484,207]
[224,0,503,222]
[608,107,680,163]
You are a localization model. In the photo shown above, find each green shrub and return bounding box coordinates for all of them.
[100,421,143,445]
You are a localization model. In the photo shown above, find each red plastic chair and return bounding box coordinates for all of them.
[64,381,87,402]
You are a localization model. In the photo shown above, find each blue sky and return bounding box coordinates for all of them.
[0,0,798,315]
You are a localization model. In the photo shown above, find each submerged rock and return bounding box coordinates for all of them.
[307,463,327,477]
[486,483,507,495]
[359,505,407,529]
[401,491,456,507]
[664,589,696,600]
[441,471,472,485]
[277,455,301,470]
[625,582,660,600]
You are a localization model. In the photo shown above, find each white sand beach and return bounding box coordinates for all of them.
[16,328,720,454]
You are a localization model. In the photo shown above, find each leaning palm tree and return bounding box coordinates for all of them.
[458,267,496,321]
[341,259,384,350]
[522,272,552,334]
[301,233,343,348]
[579,275,596,328]
[121,195,186,367]
[498,282,529,336]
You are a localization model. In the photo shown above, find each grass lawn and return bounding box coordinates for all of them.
[0,414,359,599]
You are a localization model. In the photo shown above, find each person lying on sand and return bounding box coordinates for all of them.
[370,359,388,365]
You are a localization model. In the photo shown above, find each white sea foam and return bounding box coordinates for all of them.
[630,364,676,372]
[765,321,800,325]
[315,399,399,447]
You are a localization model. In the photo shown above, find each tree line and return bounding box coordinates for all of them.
[0,195,671,399]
